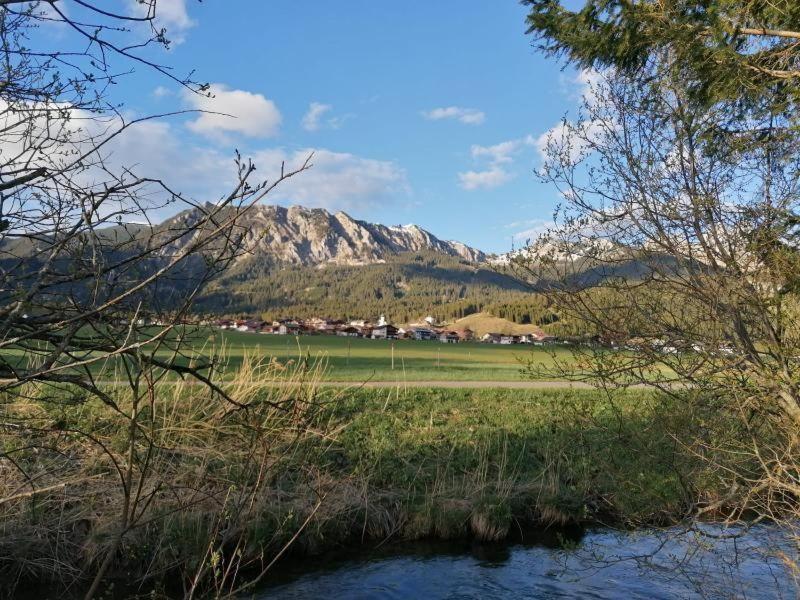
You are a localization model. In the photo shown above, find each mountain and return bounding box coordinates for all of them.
[197,250,537,322]
[0,204,637,329]
[488,239,621,266]
[154,205,533,320]
[162,204,486,267]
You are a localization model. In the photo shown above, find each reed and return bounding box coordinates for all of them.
[0,348,336,598]
[1,372,741,598]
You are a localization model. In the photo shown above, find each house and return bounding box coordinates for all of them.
[277,322,301,335]
[452,328,474,342]
[532,333,557,345]
[481,333,502,344]
[500,335,519,345]
[439,331,460,344]
[308,318,344,333]
[409,327,437,341]
[237,320,263,332]
[323,319,346,333]
[371,324,399,340]
[336,326,361,337]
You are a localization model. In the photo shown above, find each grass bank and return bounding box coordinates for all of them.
[316,387,702,537]
[0,369,724,597]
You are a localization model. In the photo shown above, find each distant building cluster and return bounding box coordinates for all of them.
[212,314,557,345]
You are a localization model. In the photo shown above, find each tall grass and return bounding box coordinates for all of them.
[0,349,336,598]
[1,368,734,597]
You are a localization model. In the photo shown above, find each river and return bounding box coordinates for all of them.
[257,524,795,599]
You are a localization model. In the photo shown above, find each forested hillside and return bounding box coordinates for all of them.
[196,251,560,324]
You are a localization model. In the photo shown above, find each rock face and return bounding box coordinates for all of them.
[161,204,486,266]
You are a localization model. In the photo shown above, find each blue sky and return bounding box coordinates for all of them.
[80,1,590,254]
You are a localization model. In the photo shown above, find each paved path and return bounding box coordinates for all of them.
[3,379,660,390]
[318,380,602,389]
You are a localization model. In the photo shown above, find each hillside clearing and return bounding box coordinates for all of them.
[447,312,546,337]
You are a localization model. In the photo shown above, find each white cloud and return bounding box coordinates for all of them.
[129,0,195,43]
[152,86,173,99]
[458,167,512,191]
[184,84,282,140]
[326,114,352,130]
[251,148,408,210]
[533,121,565,161]
[0,97,405,224]
[302,102,352,132]
[100,118,406,214]
[106,121,228,191]
[533,117,606,163]
[422,106,485,125]
[86,118,237,222]
[97,128,409,216]
[507,219,552,245]
[99,130,409,217]
[459,135,535,190]
[535,69,607,163]
[154,0,195,31]
[105,128,407,214]
[471,137,534,164]
[0,100,236,224]
[302,102,332,131]
[574,69,603,102]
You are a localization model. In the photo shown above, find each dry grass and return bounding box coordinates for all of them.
[0,370,756,598]
[0,349,338,598]
[447,312,545,336]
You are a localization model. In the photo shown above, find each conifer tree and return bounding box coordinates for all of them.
[523,0,800,111]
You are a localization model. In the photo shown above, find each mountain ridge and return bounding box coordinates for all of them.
[161,204,487,267]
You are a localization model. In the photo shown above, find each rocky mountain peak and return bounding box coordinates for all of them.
[160,204,486,267]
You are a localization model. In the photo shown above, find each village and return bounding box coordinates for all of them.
[213,314,558,345]
[211,316,742,356]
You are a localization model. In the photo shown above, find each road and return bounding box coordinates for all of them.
[2,379,661,390]
[317,380,608,389]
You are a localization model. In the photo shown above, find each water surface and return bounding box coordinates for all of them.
[258,525,794,599]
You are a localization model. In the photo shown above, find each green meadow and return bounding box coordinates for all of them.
[0,328,572,383]
[2,328,668,384]
[214,330,574,381]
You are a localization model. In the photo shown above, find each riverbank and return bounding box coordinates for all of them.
[0,375,732,597]
[304,387,702,540]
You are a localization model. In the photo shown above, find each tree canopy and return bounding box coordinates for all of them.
[523,0,800,110]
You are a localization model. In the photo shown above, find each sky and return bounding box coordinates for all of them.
[64,0,591,254]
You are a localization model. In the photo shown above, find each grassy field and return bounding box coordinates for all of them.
[214,330,573,381]
[0,327,574,383]
[4,370,723,596]
[448,312,549,336]
[327,386,698,529]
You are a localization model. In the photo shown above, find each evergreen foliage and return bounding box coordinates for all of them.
[523,0,800,111]
[196,251,561,324]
